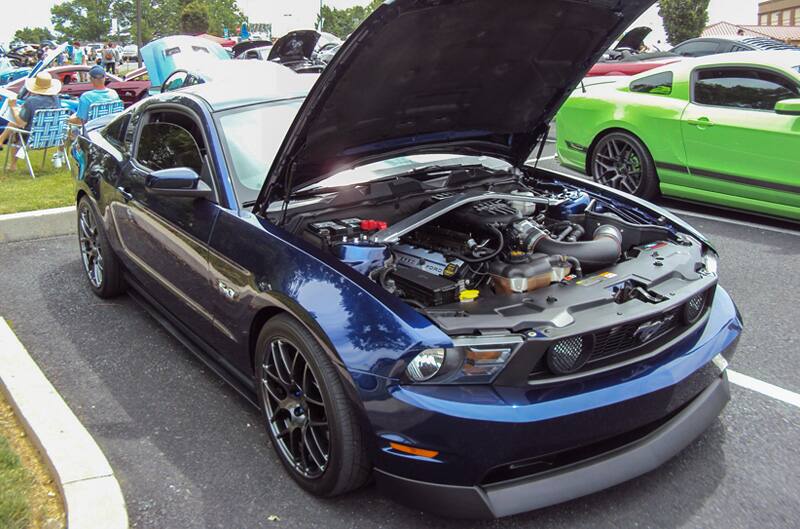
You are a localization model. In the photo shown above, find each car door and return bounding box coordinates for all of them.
[110,105,221,336]
[680,66,800,213]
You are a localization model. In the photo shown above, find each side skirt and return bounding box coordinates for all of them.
[124,272,259,409]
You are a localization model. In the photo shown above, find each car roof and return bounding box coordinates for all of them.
[681,50,800,69]
[180,62,318,111]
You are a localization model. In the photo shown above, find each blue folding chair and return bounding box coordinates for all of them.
[4,108,71,178]
[87,100,124,122]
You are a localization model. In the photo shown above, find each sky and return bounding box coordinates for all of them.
[2,0,764,47]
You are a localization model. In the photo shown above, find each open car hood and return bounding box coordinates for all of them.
[141,36,230,88]
[615,26,652,50]
[29,43,68,77]
[256,0,654,208]
[268,30,322,62]
[268,30,341,63]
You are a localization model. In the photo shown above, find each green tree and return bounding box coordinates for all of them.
[658,0,710,45]
[51,0,115,42]
[205,0,246,37]
[181,1,210,34]
[318,0,383,38]
[13,27,56,44]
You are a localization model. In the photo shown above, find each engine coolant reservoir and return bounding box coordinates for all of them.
[508,190,538,216]
[490,253,561,294]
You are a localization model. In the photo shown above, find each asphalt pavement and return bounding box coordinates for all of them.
[1,150,798,528]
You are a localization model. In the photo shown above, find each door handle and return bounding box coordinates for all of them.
[117,186,133,202]
[687,117,714,128]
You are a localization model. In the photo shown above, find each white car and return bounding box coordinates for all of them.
[122,44,138,62]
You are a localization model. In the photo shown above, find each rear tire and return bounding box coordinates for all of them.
[589,131,659,200]
[255,314,371,497]
[77,197,125,298]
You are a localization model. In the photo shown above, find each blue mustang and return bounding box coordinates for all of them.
[73,0,741,518]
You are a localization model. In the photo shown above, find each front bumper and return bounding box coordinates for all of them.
[376,372,730,519]
[363,286,741,518]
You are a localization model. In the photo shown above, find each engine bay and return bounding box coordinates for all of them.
[289,175,715,335]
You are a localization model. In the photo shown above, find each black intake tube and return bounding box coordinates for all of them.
[534,225,622,271]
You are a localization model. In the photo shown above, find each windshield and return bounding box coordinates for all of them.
[219,101,511,207]
[219,99,304,203]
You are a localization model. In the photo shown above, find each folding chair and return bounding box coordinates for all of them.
[87,100,124,122]
[4,108,71,178]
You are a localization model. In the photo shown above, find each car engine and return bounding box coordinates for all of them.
[302,183,684,311]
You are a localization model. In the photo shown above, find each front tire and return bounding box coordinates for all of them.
[589,131,659,200]
[77,197,125,298]
[255,315,371,497]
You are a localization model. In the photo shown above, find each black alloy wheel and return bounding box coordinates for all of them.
[78,201,104,289]
[590,131,658,200]
[77,197,125,298]
[255,315,370,496]
[261,337,330,479]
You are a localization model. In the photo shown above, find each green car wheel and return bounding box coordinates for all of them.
[590,131,659,200]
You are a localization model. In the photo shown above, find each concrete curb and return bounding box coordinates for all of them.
[0,206,76,243]
[0,318,128,529]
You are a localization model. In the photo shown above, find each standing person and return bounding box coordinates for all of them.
[112,43,122,73]
[0,72,61,172]
[72,41,86,65]
[101,42,116,74]
[68,65,120,126]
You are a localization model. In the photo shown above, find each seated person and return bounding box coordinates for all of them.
[68,65,120,126]
[0,72,61,172]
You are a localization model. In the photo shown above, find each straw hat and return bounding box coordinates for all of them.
[24,72,62,96]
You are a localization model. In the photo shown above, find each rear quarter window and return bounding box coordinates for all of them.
[630,72,674,95]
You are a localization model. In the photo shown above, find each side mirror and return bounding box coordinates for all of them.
[144,167,213,199]
[775,98,800,116]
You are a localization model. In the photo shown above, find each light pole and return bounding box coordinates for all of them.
[136,0,142,67]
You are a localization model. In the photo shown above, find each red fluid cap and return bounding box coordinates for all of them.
[360,219,388,231]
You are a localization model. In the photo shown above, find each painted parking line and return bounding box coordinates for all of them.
[667,209,800,237]
[728,370,800,409]
[526,155,557,164]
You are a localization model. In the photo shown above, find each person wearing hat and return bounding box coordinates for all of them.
[69,65,120,126]
[0,71,61,172]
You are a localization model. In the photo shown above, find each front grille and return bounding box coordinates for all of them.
[528,290,712,383]
[591,306,681,362]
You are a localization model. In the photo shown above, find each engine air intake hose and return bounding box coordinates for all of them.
[533,225,622,270]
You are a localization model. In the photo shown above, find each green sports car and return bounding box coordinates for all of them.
[556,50,800,220]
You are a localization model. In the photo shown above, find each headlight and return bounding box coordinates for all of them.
[406,348,446,382]
[406,336,522,384]
[702,251,719,276]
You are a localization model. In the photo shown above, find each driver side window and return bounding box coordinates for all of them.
[136,122,203,175]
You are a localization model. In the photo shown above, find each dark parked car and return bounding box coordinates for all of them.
[232,39,274,60]
[669,36,800,57]
[73,0,741,519]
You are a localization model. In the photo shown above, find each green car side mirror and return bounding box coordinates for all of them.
[774,98,800,116]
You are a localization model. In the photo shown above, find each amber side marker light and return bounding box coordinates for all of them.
[389,442,439,459]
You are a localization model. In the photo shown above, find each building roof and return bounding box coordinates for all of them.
[703,21,800,42]
[758,0,800,12]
